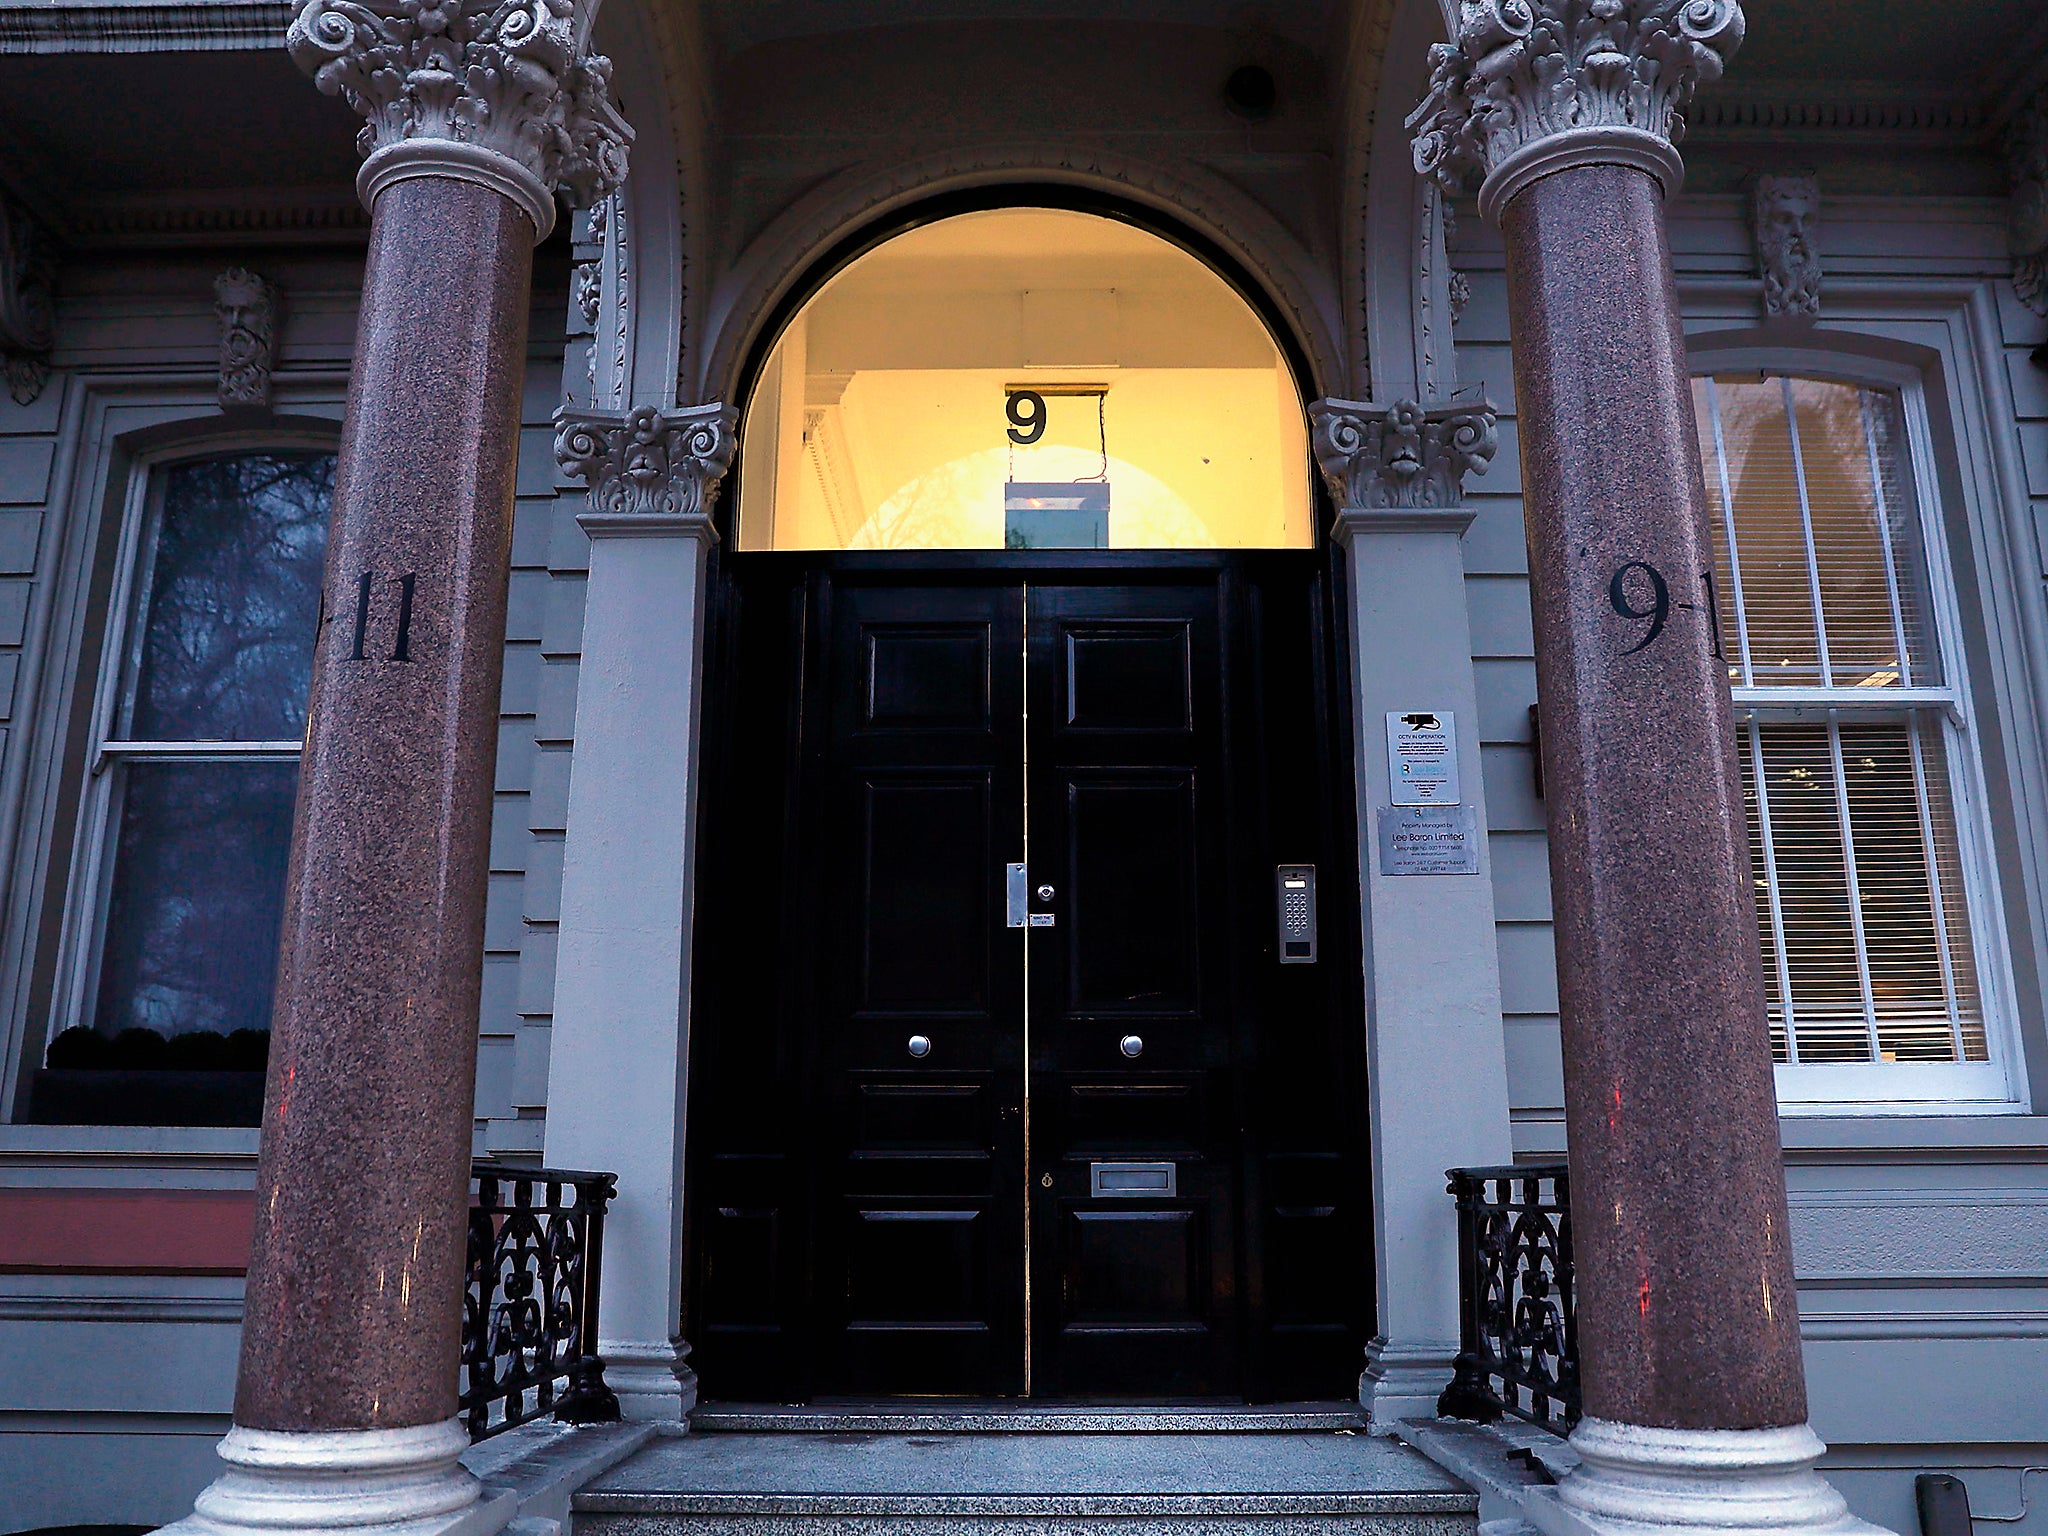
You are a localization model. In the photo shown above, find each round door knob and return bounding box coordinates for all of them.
[907,1034,932,1059]
[1119,1034,1144,1059]
[1037,884,1055,901]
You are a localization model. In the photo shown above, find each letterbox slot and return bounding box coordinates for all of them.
[1089,1161,1177,1198]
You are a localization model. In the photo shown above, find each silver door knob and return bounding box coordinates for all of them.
[1037,884,1055,901]
[907,1034,932,1059]
[1119,1034,1143,1059]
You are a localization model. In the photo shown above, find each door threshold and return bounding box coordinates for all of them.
[690,1401,1369,1433]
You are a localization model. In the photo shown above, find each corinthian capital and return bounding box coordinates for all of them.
[555,404,737,527]
[1408,0,1745,223]
[1310,397,1499,513]
[287,0,631,241]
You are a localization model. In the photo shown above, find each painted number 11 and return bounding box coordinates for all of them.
[348,570,416,663]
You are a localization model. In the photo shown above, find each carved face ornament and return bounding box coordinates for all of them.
[1754,175,1821,316]
[1582,0,1633,68]
[622,412,668,488]
[1764,192,1814,266]
[216,287,267,359]
[1384,403,1427,479]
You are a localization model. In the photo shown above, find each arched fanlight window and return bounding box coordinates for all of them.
[735,207,1313,551]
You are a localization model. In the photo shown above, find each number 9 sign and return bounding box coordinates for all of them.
[1006,390,1047,445]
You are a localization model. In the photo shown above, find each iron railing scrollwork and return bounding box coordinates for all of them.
[1439,1162,1580,1433]
[461,1162,621,1441]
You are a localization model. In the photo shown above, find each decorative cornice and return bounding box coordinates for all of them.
[285,0,632,241]
[1408,0,1746,223]
[1310,396,1499,512]
[555,403,736,527]
[1688,92,1988,148]
[214,267,278,411]
[58,193,369,249]
[1752,173,1820,319]
[0,193,55,407]
[2007,89,2048,317]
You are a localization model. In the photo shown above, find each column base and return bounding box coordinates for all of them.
[603,1338,699,1425]
[1360,1336,1458,1435]
[1519,1417,1892,1536]
[158,1419,508,1536]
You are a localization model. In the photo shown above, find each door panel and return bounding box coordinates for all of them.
[690,554,1372,1404]
[817,580,1026,1396]
[1063,626,1193,732]
[1027,581,1238,1399]
[860,778,992,1010]
[1065,776,1201,1014]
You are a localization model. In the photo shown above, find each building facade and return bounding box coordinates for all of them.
[0,0,2046,1532]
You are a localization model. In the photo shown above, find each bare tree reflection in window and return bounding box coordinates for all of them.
[89,453,332,1051]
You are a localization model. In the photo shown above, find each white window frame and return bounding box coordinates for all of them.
[45,431,335,1053]
[1690,345,2024,1115]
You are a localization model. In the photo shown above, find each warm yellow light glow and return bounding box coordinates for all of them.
[735,208,1312,551]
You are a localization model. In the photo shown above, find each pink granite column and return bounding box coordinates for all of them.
[1500,159,1805,1432]
[166,5,629,1531]
[1411,6,1876,1532]
[234,171,533,1435]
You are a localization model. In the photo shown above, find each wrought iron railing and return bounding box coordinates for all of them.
[461,1162,621,1441]
[1438,1162,1580,1434]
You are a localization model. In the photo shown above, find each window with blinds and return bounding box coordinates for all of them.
[1692,373,1995,1089]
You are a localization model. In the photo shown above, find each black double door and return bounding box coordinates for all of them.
[691,556,1370,1403]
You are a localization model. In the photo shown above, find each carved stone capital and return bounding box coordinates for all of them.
[1310,396,1499,513]
[1408,0,1746,223]
[285,0,632,241]
[555,403,736,528]
[2006,89,2048,317]
[0,193,55,407]
[214,267,278,411]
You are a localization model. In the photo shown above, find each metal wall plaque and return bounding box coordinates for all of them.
[1378,803,1481,876]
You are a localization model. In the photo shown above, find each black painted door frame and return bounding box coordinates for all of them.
[686,548,1373,1403]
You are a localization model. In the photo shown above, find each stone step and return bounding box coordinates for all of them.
[692,1401,1371,1433]
[572,1428,1481,1536]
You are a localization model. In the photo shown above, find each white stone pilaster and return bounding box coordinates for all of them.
[1312,396,1514,1431]
[543,404,735,1424]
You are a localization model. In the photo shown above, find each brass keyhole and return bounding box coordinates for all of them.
[1040,1172,1053,1188]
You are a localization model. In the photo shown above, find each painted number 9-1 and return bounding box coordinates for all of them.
[1607,561,1725,661]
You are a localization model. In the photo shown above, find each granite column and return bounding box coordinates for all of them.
[167,2,628,1531]
[1409,3,1878,1531]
